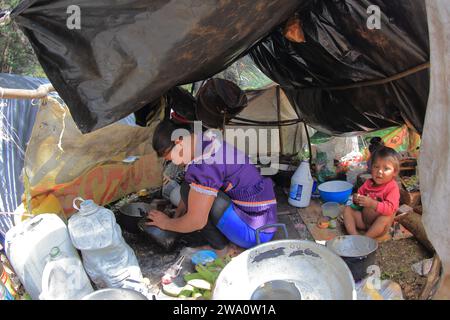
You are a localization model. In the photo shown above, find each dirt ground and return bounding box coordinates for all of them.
[375,238,433,300]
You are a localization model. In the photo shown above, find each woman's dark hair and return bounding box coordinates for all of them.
[369,136,384,154]
[152,119,193,157]
[371,146,401,172]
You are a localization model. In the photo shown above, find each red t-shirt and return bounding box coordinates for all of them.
[357,179,400,216]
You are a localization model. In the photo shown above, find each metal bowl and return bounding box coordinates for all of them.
[82,288,148,300]
[321,202,341,219]
[326,235,378,258]
[213,240,356,300]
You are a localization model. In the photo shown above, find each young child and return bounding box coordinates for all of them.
[343,146,400,240]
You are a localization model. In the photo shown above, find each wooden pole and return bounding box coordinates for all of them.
[0,83,55,100]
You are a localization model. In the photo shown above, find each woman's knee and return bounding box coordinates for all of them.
[210,191,231,225]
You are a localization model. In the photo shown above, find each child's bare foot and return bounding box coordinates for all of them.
[374,232,392,243]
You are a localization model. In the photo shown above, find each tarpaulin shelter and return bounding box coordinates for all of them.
[0,74,48,246]
[0,74,46,213]
[2,0,449,298]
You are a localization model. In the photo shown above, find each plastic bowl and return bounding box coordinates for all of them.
[191,250,218,265]
[321,202,341,219]
[318,181,353,204]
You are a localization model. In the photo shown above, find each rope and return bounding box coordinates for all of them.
[232,116,302,125]
[302,62,430,91]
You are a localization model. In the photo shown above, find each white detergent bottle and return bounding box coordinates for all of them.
[68,198,143,289]
[288,160,314,208]
[39,246,94,300]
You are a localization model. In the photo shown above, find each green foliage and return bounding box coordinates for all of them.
[1,0,46,77]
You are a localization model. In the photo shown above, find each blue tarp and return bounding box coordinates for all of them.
[0,73,49,247]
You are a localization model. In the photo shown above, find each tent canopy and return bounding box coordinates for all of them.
[10,0,428,135]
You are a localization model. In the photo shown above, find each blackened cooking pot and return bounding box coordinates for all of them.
[117,202,152,234]
[326,235,378,281]
[137,217,179,252]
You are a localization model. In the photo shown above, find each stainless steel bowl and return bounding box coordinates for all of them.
[82,288,148,300]
[213,240,356,300]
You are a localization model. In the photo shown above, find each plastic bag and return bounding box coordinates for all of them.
[356,276,404,300]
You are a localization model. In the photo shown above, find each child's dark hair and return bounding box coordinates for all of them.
[371,146,400,172]
[369,136,384,154]
[152,119,193,157]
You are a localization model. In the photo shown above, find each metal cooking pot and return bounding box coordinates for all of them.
[137,217,179,251]
[326,235,378,281]
[118,202,153,234]
[213,224,356,300]
[82,288,147,300]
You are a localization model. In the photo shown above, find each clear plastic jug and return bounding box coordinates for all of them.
[68,198,143,288]
[39,246,94,300]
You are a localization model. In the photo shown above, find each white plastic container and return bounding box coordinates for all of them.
[39,246,94,300]
[68,198,143,289]
[5,214,80,300]
[288,161,314,207]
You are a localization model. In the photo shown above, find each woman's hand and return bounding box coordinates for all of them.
[146,210,171,230]
[357,195,378,209]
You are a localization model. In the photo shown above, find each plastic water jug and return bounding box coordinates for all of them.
[68,198,143,289]
[39,246,94,300]
[288,161,314,207]
[5,214,80,300]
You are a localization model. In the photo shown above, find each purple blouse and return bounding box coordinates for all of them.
[184,132,277,230]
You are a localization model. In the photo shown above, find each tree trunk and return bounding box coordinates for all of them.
[0,35,11,73]
[395,210,434,252]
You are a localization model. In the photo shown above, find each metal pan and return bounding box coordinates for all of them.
[213,224,356,300]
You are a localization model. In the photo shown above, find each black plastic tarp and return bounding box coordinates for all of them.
[11,0,305,133]
[250,0,429,135]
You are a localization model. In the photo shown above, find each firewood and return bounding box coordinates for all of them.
[419,255,442,300]
[395,210,434,252]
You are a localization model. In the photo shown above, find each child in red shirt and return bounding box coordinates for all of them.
[343,147,400,240]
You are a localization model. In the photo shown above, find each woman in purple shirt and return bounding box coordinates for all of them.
[148,120,277,253]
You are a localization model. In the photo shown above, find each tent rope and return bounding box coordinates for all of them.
[301,62,430,91]
[231,116,302,126]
